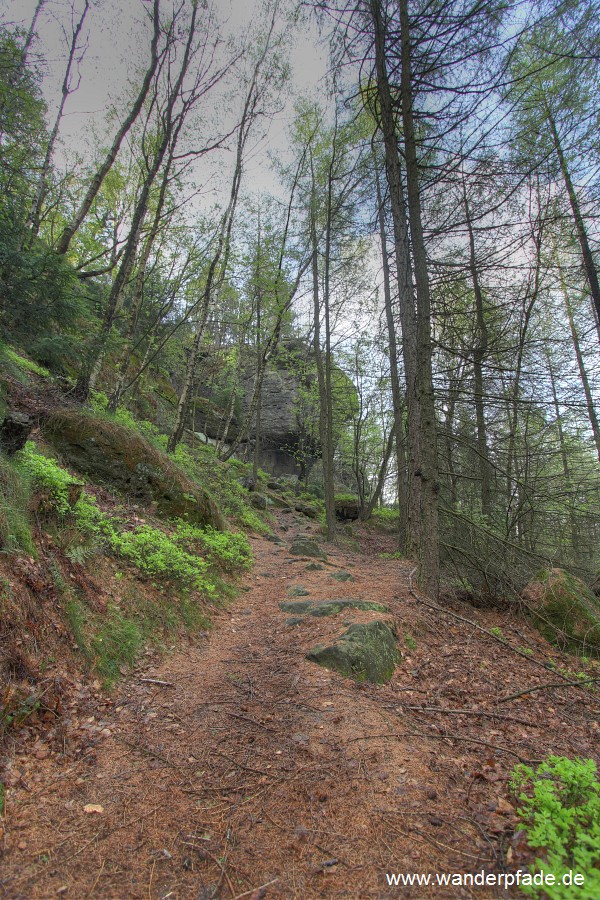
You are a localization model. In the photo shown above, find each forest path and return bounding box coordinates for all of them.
[5,508,591,899]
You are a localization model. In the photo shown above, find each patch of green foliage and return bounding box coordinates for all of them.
[369,506,400,532]
[106,525,216,597]
[175,523,252,573]
[404,632,416,652]
[90,607,142,686]
[0,453,34,554]
[510,755,600,897]
[16,441,81,515]
[0,343,50,378]
[378,551,404,560]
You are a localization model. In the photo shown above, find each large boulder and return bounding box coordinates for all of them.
[335,497,361,521]
[289,536,327,559]
[521,568,600,656]
[306,621,400,683]
[44,410,224,529]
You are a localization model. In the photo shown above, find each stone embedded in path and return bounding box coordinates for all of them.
[330,571,353,582]
[306,621,401,684]
[289,537,327,560]
[288,585,311,597]
[279,598,388,617]
[305,562,325,571]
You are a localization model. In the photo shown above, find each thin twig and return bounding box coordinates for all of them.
[498,677,600,704]
[397,705,543,727]
[232,878,280,899]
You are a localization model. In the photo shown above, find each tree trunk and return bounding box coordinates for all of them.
[369,0,421,563]
[462,180,492,518]
[77,1,198,403]
[373,145,407,545]
[558,260,600,462]
[398,0,440,597]
[56,0,162,256]
[547,108,600,337]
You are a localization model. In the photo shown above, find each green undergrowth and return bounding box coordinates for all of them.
[8,442,253,687]
[369,506,400,532]
[510,755,600,897]
[0,342,51,380]
[89,391,271,533]
[0,454,35,554]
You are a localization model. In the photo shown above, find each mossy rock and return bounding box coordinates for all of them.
[289,537,327,560]
[305,562,325,571]
[288,585,310,597]
[250,493,268,510]
[294,502,319,519]
[306,621,400,683]
[279,598,388,617]
[44,410,224,529]
[522,568,600,656]
[330,571,353,582]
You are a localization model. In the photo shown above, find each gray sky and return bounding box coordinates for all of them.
[2,0,331,199]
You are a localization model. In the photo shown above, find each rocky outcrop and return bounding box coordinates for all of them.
[44,410,224,529]
[192,340,356,478]
[521,568,600,656]
[306,621,400,683]
[0,412,33,456]
[335,497,361,521]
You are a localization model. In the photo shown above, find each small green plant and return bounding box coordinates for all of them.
[106,524,216,596]
[91,607,142,687]
[175,523,252,573]
[404,632,416,651]
[490,626,506,642]
[378,551,404,560]
[519,646,534,657]
[16,442,81,515]
[510,755,600,897]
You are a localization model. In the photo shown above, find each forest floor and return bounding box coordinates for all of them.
[1,508,599,899]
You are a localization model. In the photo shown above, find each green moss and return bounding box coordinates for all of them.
[306,621,401,684]
[528,569,600,657]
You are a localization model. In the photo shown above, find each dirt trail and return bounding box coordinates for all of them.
[2,510,598,898]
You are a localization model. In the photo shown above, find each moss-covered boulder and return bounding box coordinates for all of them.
[280,598,388,617]
[330,571,353,582]
[522,568,600,656]
[306,621,400,683]
[288,585,310,597]
[289,536,327,559]
[44,410,224,529]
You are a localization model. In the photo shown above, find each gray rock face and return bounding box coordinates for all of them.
[192,340,357,478]
[306,621,401,683]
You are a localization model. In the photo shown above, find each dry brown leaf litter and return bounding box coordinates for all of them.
[1,510,599,899]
